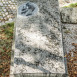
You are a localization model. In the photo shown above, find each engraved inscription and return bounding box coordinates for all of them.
[18,2,39,17]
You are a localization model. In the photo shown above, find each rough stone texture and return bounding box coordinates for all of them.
[12,0,66,76]
[62,23,77,53]
[60,8,77,23]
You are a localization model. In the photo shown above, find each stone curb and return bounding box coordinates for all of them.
[60,8,77,24]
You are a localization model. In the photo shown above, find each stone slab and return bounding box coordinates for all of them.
[62,23,77,53]
[13,0,66,75]
[60,8,77,23]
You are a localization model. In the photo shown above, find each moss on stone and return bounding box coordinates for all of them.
[64,3,77,8]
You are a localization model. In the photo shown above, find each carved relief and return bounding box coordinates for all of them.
[18,2,39,16]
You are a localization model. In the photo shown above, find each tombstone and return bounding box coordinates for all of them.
[11,0,67,77]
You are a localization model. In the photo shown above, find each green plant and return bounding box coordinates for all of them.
[63,3,77,8]
[0,22,14,77]
[3,22,14,37]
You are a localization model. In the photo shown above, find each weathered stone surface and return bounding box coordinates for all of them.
[60,8,77,23]
[13,0,66,75]
[62,23,77,53]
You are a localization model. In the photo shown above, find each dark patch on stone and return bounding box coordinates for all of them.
[27,47,31,51]
[18,1,39,17]
[34,61,40,66]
